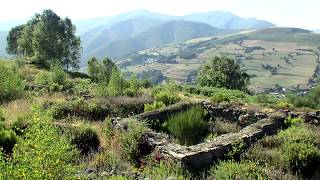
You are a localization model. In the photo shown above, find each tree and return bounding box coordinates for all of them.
[87,57,116,84]
[107,68,129,96]
[197,56,249,91]
[6,9,81,70]
[6,25,25,55]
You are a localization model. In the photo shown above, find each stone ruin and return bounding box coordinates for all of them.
[114,101,319,171]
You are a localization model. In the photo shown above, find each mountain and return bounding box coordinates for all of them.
[120,27,320,92]
[0,31,8,57]
[81,17,166,57]
[83,20,226,60]
[183,11,275,29]
[74,9,175,35]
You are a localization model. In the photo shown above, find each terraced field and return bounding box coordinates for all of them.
[121,28,320,92]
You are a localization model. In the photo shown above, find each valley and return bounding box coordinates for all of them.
[121,28,320,92]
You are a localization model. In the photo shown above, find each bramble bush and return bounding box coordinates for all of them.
[167,106,208,145]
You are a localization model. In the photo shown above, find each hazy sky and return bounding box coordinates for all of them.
[0,0,319,29]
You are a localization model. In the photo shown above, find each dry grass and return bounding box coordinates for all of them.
[2,98,32,124]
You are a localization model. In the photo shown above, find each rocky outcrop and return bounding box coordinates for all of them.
[149,115,285,170]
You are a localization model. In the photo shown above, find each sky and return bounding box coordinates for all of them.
[0,0,319,30]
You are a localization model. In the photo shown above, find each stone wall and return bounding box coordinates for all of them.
[148,115,285,170]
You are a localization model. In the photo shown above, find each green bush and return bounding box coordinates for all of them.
[287,85,320,109]
[118,121,148,163]
[144,101,166,112]
[91,150,130,176]
[0,64,24,103]
[0,112,18,154]
[1,108,79,178]
[71,78,92,96]
[167,106,208,145]
[210,161,266,180]
[71,125,100,154]
[12,116,29,136]
[35,65,68,92]
[154,91,180,106]
[107,69,129,96]
[211,92,232,103]
[143,160,188,180]
[285,116,304,127]
[0,129,18,154]
[281,142,320,171]
[277,126,317,144]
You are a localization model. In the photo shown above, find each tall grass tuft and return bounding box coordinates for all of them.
[167,105,208,145]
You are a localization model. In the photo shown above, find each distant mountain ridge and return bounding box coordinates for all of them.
[183,11,274,29]
[77,10,275,65]
[0,9,275,61]
[83,20,226,60]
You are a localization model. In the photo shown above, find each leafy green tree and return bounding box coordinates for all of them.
[6,25,25,55]
[197,56,249,91]
[107,69,129,96]
[87,57,116,84]
[87,57,100,81]
[6,9,81,69]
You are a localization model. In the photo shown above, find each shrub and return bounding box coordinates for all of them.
[71,78,92,96]
[0,112,18,154]
[124,76,141,97]
[11,116,29,136]
[252,94,279,106]
[0,129,18,154]
[35,65,68,92]
[2,108,79,178]
[144,101,166,112]
[281,142,320,171]
[285,116,304,127]
[211,92,231,103]
[208,120,240,135]
[0,64,24,103]
[143,160,188,180]
[210,160,267,180]
[91,150,130,175]
[118,121,148,163]
[154,91,180,106]
[277,126,317,144]
[107,69,129,96]
[167,106,208,145]
[287,85,320,109]
[71,125,100,154]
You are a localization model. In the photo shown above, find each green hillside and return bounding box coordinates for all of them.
[86,20,226,60]
[121,27,320,92]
